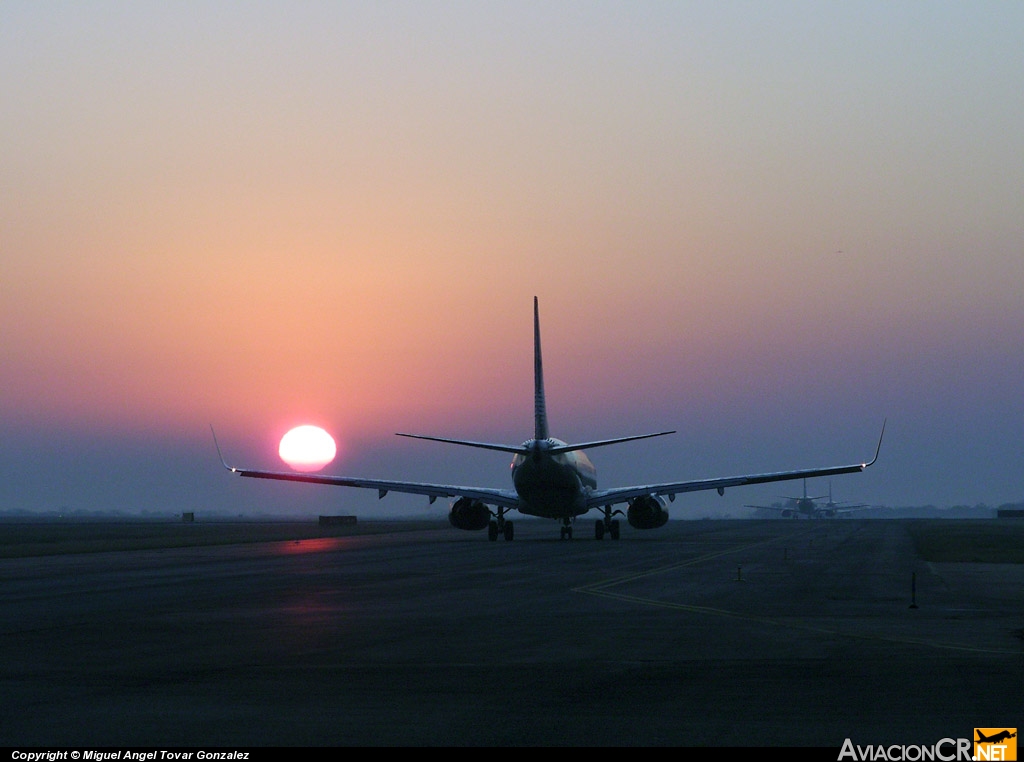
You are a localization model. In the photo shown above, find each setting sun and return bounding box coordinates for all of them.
[279,425,337,472]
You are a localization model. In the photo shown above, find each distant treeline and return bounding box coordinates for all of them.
[859,504,999,519]
[749,502,1024,519]
[2,501,1023,521]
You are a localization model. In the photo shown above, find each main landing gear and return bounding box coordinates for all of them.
[488,508,514,541]
[594,519,620,540]
[557,512,621,540]
[594,506,622,540]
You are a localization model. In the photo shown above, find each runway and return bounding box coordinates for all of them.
[1,519,1021,746]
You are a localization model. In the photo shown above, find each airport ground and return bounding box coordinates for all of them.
[0,518,1021,746]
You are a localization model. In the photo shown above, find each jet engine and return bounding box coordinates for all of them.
[627,495,669,529]
[448,497,491,531]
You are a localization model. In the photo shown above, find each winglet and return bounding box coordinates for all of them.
[864,419,886,468]
[210,425,238,473]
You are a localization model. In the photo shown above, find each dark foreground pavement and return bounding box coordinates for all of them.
[1,520,1020,745]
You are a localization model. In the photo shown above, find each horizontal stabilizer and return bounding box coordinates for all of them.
[395,433,527,454]
[396,429,675,455]
[545,431,676,454]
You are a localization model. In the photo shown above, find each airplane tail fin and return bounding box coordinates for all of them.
[396,297,673,454]
[534,296,549,442]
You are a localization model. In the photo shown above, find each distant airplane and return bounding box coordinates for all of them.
[215,297,884,540]
[745,479,868,518]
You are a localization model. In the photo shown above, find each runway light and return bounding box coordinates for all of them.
[279,425,337,472]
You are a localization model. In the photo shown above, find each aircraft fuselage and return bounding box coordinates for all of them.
[511,438,596,519]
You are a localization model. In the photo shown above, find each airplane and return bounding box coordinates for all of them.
[215,297,884,541]
[977,730,1017,744]
[745,479,869,519]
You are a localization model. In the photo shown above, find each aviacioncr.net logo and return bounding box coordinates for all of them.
[974,729,1017,761]
[838,738,973,761]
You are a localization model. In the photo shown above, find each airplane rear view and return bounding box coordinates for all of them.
[216,297,884,540]
[745,479,870,519]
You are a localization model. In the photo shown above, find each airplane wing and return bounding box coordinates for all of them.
[587,422,885,509]
[212,430,520,509]
[832,503,869,514]
[227,467,520,509]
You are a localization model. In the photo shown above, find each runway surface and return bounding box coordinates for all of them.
[1,519,1021,746]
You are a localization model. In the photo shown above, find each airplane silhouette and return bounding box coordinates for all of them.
[977,730,1016,744]
[746,479,868,518]
[216,298,884,540]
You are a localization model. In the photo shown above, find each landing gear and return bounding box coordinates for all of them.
[559,518,573,540]
[489,509,514,541]
[595,519,621,540]
[595,507,622,540]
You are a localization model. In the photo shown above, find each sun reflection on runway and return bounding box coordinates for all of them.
[275,537,347,554]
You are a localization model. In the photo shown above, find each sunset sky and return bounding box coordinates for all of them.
[2,2,1022,518]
